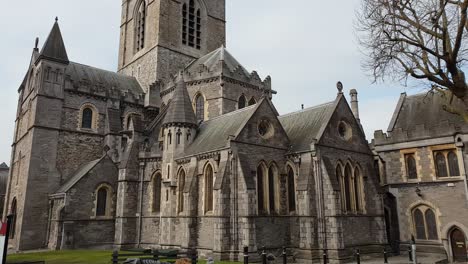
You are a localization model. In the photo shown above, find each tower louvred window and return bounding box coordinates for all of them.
[136,0,147,52]
[182,0,201,50]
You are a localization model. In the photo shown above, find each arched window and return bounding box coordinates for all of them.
[287,165,296,212]
[152,173,162,213]
[435,152,448,177]
[238,95,247,109]
[413,206,439,240]
[268,165,277,213]
[248,97,257,106]
[178,169,186,213]
[186,129,192,142]
[9,198,17,239]
[257,165,265,213]
[405,154,418,180]
[126,115,133,131]
[136,0,147,52]
[204,164,214,213]
[447,151,460,176]
[167,130,172,145]
[182,0,202,49]
[96,186,109,217]
[414,208,426,239]
[337,165,345,211]
[354,167,362,212]
[425,209,438,240]
[195,94,205,122]
[176,129,182,145]
[344,165,353,212]
[81,108,93,129]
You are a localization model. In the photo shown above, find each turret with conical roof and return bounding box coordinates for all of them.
[163,73,198,128]
[161,73,198,189]
[37,18,69,64]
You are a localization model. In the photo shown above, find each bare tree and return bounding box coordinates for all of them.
[357,0,468,116]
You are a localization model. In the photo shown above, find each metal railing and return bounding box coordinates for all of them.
[111,249,198,264]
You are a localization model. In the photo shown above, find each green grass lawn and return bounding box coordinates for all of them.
[7,250,241,264]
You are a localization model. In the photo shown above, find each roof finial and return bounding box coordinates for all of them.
[55,17,59,23]
[336,81,343,94]
[35,37,39,49]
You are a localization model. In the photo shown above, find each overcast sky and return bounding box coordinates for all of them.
[0,0,426,164]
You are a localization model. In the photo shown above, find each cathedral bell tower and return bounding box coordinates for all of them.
[117,0,226,92]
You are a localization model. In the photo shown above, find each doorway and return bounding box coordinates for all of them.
[450,228,467,262]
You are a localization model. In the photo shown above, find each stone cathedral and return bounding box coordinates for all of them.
[4,0,386,262]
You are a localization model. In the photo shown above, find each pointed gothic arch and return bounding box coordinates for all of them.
[248,97,257,106]
[152,172,162,213]
[204,163,214,213]
[343,164,353,213]
[177,168,186,214]
[256,162,268,214]
[286,164,296,212]
[95,183,113,217]
[238,94,247,109]
[194,93,205,122]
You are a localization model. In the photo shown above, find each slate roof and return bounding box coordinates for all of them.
[65,62,143,95]
[388,92,467,133]
[0,163,8,170]
[163,76,197,127]
[39,20,69,63]
[279,101,336,152]
[185,46,250,77]
[183,104,258,156]
[56,157,104,193]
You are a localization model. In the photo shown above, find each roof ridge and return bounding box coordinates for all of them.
[201,104,257,124]
[69,61,136,79]
[280,101,335,118]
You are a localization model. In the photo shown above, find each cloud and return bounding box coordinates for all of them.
[0,0,408,163]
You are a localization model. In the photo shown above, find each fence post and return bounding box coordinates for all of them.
[191,249,198,264]
[262,247,267,264]
[323,249,328,264]
[152,249,159,261]
[383,247,388,264]
[408,246,413,262]
[355,249,361,264]
[243,246,249,264]
[282,247,287,264]
[112,250,118,264]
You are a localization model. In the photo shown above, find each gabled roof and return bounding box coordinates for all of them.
[183,104,259,156]
[0,163,8,170]
[185,46,250,77]
[163,75,197,127]
[39,19,69,64]
[56,157,104,193]
[65,62,144,95]
[279,101,336,152]
[388,92,467,133]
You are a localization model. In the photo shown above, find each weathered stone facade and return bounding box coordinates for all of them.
[4,1,387,263]
[374,92,468,262]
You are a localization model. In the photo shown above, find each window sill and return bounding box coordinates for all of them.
[78,128,97,133]
[91,216,113,220]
